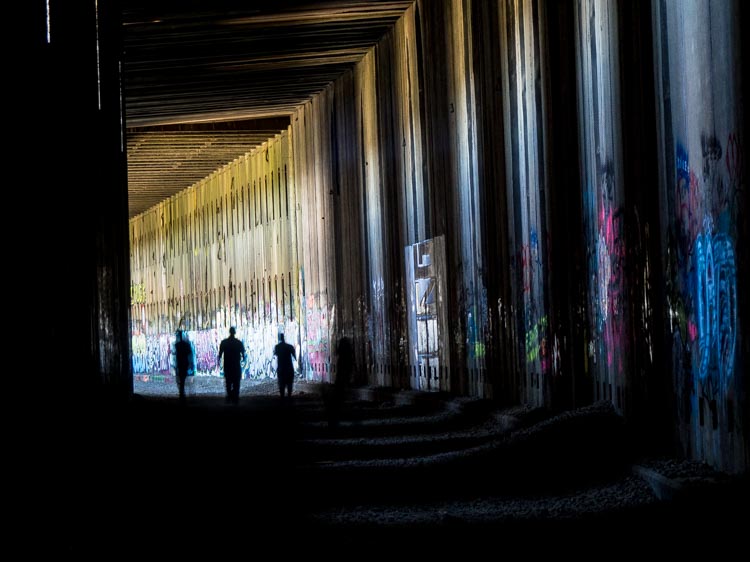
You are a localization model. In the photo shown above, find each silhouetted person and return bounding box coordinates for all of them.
[173,330,194,404]
[218,326,246,404]
[273,333,296,399]
[329,336,354,427]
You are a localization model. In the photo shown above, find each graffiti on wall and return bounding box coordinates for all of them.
[520,228,543,295]
[675,145,703,252]
[701,134,729,219]
[241,321,300,379]
[131,283,146,305]
[518,223,548,377]
[131,332,171,374]
[191,329,221,373]
[132,321,301,379]
[369,278,386,363]
[670,134,741,397]
[584,159,629,376]
[467,306,486,359]
[525,314,548,370]
[725,133,743,189]
[597,201,627,373]
[305,294,330,369]
[694,228,737,385]
[132,333,147,373]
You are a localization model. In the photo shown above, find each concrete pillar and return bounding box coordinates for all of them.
[470,0,517,403]
[39,0,131,402]
[372,9,425,387]
[497,0,554,407]
[330,70,368,382]
[416,0,486,396]
[360,51,389,377]
[575,0,631,411]
[653,0,747,472]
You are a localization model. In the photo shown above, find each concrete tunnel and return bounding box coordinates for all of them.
[32,0,747,486]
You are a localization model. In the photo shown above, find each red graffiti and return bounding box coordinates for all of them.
[675,169,702,250]
[597,202,628,374]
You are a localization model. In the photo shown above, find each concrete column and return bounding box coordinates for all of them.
[497,0,554,407]
[416,0,486,396]
[653,0,747,472]
[39,0,131,402]
[575,0,631,411]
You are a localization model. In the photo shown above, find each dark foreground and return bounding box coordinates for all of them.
[44,385,747,555]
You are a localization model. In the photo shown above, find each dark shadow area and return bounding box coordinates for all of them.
[47,391,747,555]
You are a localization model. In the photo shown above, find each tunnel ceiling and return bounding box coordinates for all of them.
[123,0,413,217]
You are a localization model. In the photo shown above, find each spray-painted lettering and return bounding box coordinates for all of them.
[131,283,146,305]
[694,231,736,383]
[525,315,548,365]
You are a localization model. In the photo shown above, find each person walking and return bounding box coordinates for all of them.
[173,330,194,404]
[217,326,246,404]
[273,333,296,399]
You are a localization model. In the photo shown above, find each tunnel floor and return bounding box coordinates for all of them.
[49,384,747,555]
[133,374,302,397]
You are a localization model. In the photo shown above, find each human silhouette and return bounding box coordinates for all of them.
[329,336,354,427]
[173,330,194,404]
[217,326,246,404]
[273,333,297,399]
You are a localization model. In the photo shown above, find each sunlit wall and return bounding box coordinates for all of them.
[129,132,301,379]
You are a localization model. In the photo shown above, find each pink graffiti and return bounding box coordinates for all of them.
[597,201,628,374]
[191,329,221,373]
[539,336,549,373]
[303,293,330,380]
[520,232,542,295]
[132,322,302,379]
[675,169,703,249]
[688,321,698,343]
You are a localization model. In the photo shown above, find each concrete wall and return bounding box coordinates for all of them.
[36,1,132,403]
[653,0,747,472]
[498,0,554,407]
[129,133,302,379]
[287,6,431,387]
[416,0,487,395]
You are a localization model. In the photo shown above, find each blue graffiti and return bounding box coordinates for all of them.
[530,228,539,250]
[676,144,689,183]
[694,231,736,383]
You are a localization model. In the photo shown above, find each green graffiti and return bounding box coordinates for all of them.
[525,315,548,363]
[131,283,146,305]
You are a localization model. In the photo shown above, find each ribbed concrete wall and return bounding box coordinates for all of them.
[288,5,429,386]
[498,0,554,407]
[292,91,343,381]
[575,0,632,411]
[416,0,488,395]
[653,0,747,472]
[129,133,301,379]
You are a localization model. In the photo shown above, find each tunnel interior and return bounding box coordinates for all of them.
[119,0,747,474]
